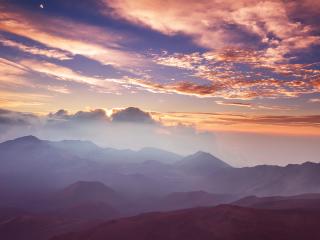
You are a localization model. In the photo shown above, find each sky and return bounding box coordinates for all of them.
[0,0,319,166]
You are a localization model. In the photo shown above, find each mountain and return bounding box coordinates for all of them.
[51,205,320,240]
[154,191,235,211]
[44,181,131,219]
[0,135,82,203]
[53,202,118,220]
[176,151,232,176]
[207,162,320,196]
[233,193,320,210]
[137,147,182,163]
[53,181,124,207]
[0,136,185,203]
[0,214,100,240]
[50,140,101,157]
[0,136,182,165]
[0,207,28,221]
[2,135,320,202]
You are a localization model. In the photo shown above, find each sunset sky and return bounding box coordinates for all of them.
[0,0,319,165]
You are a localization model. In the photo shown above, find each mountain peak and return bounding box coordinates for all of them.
[193,151,213,157]
[176,151,231,175]
[58,181,119,205]
[0,135,42,145]
[14,135,40,142]
[65,181,114,193]
[186,151,231,167]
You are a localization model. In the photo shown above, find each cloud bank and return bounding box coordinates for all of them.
[0,107,320,166]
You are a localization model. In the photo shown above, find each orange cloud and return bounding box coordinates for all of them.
[105,0,320,60]
[151,49,320,100]
[152,111,320,136]
[128,78,222,98]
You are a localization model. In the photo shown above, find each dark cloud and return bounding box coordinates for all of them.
[48,109,69,119]
[48,109,109,122]
[0,108,38,126]
[72,109,108,121]
[111,107,155,124]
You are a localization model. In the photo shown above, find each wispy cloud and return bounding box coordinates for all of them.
[0,57,29,86]
[0,6,144,67]
[0,37,72,60]
[152,111,320,135]
[19,59,121,89]
[309,98,320,103]
[0,91,51,109]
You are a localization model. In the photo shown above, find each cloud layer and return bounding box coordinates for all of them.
[0,107,319,166]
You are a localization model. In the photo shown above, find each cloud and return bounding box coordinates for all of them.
[45,108,320,132]
[104,0,320,102]
[19,59,121,89]
[215,101,252,108]
[232,115,320,127]
[0,90,51,109]
[0,108,319,166]
[41,108,217,155]
[128,78,221,98]
[309,98,320,103]
[111,107,155,124]
[0,37,72,60]
[0,6,144,67]
[0,108,40,141]
[0,58,28,86]
[1,58,129,95]
[0,108,38,126]
[105,0,320,56]
[154,52,202,70]
[150,50,320,100]
[48,109,109,122]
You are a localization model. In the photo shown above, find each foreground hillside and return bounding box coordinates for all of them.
[51,205,320,240]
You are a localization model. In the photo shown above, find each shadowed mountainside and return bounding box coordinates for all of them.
[51,205,320,240]
[233,193,320,210]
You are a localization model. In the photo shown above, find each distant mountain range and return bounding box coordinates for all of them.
[1,135,320,205]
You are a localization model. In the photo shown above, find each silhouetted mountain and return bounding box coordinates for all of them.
[0,207,28,221]
[176,151,232,176]
[154,191,235,211]
[51,205,320,240]
[0,214,100,240]
[233,193,320,210]
[54,181,123,207]
[41,181,131,219]
[54,202,118,220]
